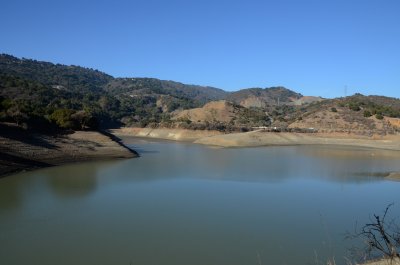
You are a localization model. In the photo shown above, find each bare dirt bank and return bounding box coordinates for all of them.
[112,127,222,142]
[114,127,400,180]
[0,126,137,177]
[386,172,400,181]
[194,130,400,150]
[114,127,400,151]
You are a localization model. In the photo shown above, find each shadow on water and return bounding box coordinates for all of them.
[44,164,99,198]
[0,175,25,211]
[131,147,160,154]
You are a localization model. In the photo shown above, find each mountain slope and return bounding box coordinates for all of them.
[2,53,399,134]
[289,94,400,134]
[105,78,227,103]
[173,100,270,129]
[227,86,303,107]
[0,54,112,94]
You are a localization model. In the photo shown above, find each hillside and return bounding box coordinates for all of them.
[1,54,399,135]
[0,54,112,94]
[173,100,269,130]
[106,78,227,103]
[0,54,227,129]
[289,94,400,135]
[227,86,303,107]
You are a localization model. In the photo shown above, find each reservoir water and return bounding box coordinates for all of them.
[0,138,399,265]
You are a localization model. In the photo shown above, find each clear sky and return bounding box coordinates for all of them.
[1,0,399,98]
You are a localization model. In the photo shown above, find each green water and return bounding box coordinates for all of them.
[0,138,399,265]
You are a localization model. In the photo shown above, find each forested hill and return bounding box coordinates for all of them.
[0,54,228,130]
[0,54,227,101]
[0,54,112,94]
[227,87,303,107]
[0,54,302,130]
[105,78,228,103]
[2,53,398,134]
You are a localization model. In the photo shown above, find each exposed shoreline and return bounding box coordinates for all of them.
[2,126,400,180]
[113,127,400,151]
[0,127,138,178]
[114,127,400,181]
[112,127,223,142]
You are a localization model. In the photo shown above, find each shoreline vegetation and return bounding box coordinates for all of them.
[0,124,137,178]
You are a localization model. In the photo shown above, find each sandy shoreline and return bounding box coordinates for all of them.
[0,128,137,178]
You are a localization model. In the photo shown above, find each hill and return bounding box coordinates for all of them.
[0,54,230,129]
[289,94,400,135]
[0,54,112,94]
[227,86,303,107]
[1,53,399,135]
[106,78,227,103]
[172,100,269,131]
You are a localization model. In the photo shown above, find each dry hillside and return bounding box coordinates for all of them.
[289,95,400,135]
[173,100,269,127]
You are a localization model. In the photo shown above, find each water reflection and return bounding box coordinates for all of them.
[44,164,98,198]
[1,139,400,265]
[121,141,400,184]
[0,175,26,211]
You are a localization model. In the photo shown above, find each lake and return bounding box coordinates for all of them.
[1,138,399,265]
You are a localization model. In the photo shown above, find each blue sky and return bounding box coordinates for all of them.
[1,0,399,98]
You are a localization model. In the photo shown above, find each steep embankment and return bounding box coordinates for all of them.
[0,124,137,177]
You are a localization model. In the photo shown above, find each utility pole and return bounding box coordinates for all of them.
[344,85,348,97]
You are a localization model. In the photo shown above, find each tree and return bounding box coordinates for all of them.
[71,110,98,130]
[348,204,400,263]
[49,109,77,129]
[6,105,28,126]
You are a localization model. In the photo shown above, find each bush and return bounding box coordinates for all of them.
[331,107,337,112]
[349,103,361,111]
[364,110,372,117]
[375,113,384,120]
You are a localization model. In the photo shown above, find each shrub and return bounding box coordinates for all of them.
[349,103,361,111]
[364,110,372,117]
